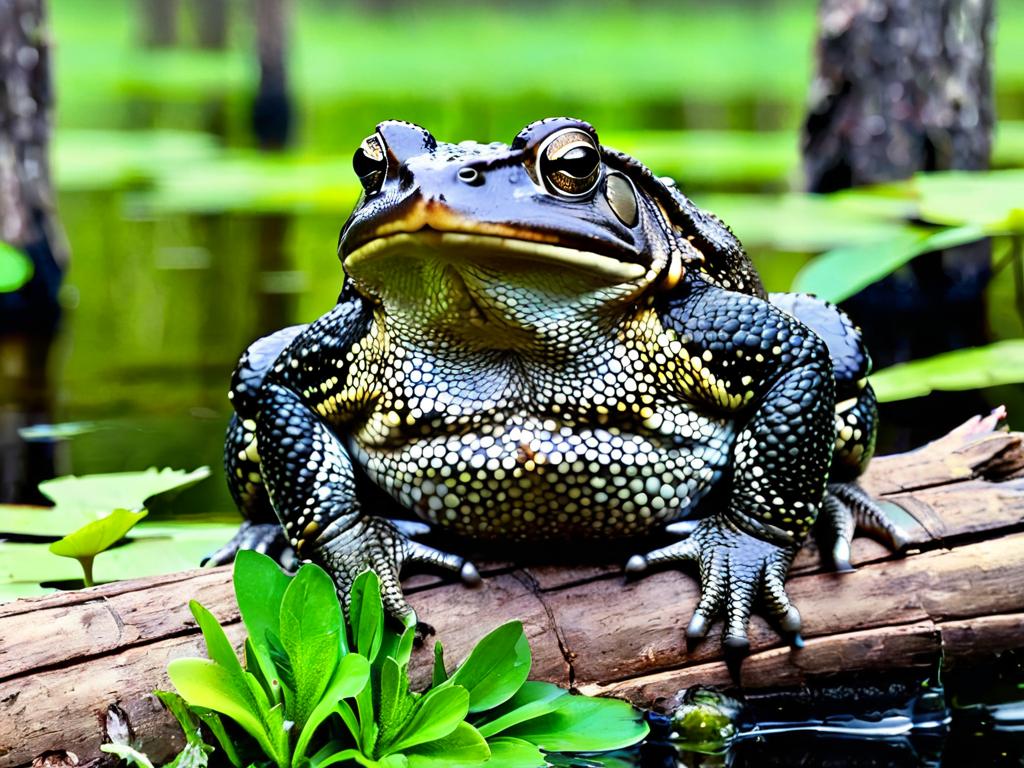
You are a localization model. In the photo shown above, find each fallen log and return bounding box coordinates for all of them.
[1,412,1022,767]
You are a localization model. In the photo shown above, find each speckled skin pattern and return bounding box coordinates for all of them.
[213,118,904,658]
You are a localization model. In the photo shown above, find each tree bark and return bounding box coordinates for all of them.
[802,0,998,450]
[0,0,67,504]
[803,0,995,191]
[252,0,292,149]
[1,413,1022,766]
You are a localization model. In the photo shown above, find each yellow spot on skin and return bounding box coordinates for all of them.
[302,521,319,539]
[836,397,858,414]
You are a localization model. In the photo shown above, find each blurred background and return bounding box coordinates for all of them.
[1,0,1022,520]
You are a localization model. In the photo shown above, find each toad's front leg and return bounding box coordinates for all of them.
[627,282,835,665]
[257,381,478,621]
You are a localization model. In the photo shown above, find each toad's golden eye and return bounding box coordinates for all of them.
[353,134,387,195]
[537,128,602,198]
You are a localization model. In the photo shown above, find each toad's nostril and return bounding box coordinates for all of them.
[458,167,482,185]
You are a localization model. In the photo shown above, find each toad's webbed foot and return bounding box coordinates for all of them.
[817,482,908,571]
[626,513,801,671]
[318,516,481,623]
[203,521,298,571]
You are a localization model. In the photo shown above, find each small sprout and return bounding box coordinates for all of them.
[49,509,148,587]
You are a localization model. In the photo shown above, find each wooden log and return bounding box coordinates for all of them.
[1,414,1022,767]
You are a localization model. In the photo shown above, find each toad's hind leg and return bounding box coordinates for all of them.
[205,413,295,568]
[769,292,908,570]
[207,326,311,569]
[256,381,478,621]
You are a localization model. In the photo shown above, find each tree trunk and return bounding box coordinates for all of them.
[252,0,292,149]
[0,0,67,504]
[802,0,997,450]
[1,413,1023,766]
[803,0,994,191]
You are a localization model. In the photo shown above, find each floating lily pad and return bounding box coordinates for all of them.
[38,467,211,514]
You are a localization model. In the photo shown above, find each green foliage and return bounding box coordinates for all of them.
[0,467,231,601]
[48,508,147,587]
[159,553,648,768]
[871,340,1024,402]
[793,170,1024,303]
[0,240,33,293]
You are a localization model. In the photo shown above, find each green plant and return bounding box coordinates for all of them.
[48,508,148,587]
[162,551,648,768]
[0,466,240,601]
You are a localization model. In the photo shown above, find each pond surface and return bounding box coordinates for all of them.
[2,1,1023,765]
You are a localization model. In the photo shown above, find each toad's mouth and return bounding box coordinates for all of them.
[344,230,647,284]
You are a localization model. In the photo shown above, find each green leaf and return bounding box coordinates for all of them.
[480,737,546,768]
[188,600,243,673]
[449,622,531,713]
[380,684,470,755]
[792,225,987,303]
[349,570,384,663]
[475,681,568,738]
[100,743,156,768]
[153,690,215,768]
[871,340,1024,402]
[395,622,416,669]
[234,551,291,695]
[49,508,147,559]
[192,710,243,768]
[294,653,371,764]
[280,562,343,729]
[48,508,148,586]
[378,656,416,747]
[265,629,296,692]
[0,240,33,292]
[432,643,448,687]
[914,169,1024,231]
[167,658,283,766]
[501,694,649,752]
[38,467,210,513]
[405,722,491,767]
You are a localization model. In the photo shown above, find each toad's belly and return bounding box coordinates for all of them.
[348,409,735,540]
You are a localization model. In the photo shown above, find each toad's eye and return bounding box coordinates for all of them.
[537,128,601,197]
[353,134,387,195]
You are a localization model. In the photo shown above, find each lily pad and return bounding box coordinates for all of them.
[37,467,210,514]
